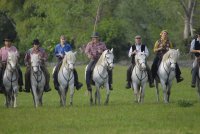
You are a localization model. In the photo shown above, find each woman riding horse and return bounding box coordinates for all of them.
[24,39,51,93]
[0,35,23,93]
[151,30,183,83]
[85,32,113,91]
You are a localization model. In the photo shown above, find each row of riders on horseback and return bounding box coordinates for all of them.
[0,30,199,102]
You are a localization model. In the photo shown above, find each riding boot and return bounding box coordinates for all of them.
[125,64,133,89]
[17,67,23,92]
[53,62,62,90]
[191,66,198,88]
[175,63,184,83]
[108,70,113,90]
[24,67,31,92]
[86,70,92,91]
[73,69,83,90]
[146,65,155,88]
[151,56,159,82]
[42,66,51,92]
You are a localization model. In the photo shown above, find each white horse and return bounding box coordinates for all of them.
[85,49,114,105]
[3,51,19,108]
[57,51,77,107]
[30,53,46,108]
[131,52,148,103]
[155,48,180,103]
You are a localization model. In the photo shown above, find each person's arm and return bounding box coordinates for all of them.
[85,43,92,59]
[128,47,134,57]
[144,46,149,57]
[153,41,162,53]
[190,39,200,53]
[24,50,30,66]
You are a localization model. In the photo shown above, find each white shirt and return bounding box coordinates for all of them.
[128,44,149,57]
[190,38,200,52]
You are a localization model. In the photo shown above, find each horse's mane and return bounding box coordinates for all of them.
[96,50,108,66]
[162,49,179,62]
[61,51,75,69]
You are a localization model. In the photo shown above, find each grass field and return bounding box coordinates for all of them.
[0,65,200,134]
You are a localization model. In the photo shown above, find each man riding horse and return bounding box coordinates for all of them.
[24,39,51,92]
[53,35,83,91]
[85,32,113,91]
[126,35,154,89]
[151,30,184,83]
[190,32,200,88]
[0,35,23,93]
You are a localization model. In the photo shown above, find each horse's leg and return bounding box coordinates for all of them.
[140,83,146,103]
[38,88,43,106]
[89,90,93,105]
[69,83,74,106]
[160,80,168,103]
[32,86,39,108]
[155,80,160,102]
[5,93,9,108]
[133,83,138,103]
[12,87,18,108]
[104,82,110,105]
[95,84,101,105]
[59,85,66,107]
[197,78,200,101]
[167,82,172,103]
[94,90,97,105]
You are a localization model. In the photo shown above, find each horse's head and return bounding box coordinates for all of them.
[104,48,114,70]
[7,51,18,71]
[164,49,180,71]
[30,53,41,72]
[135,52,146,71]
[63,51,77,70]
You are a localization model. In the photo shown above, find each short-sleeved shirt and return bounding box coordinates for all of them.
[54,43,72,58]
[24,47,48,65]
[0,46,19,62]
[85,41,107,60]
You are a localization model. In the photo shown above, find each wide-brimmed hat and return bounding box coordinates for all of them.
[91,32,99,38]
[32,39,40,45]
[3,35,13,42]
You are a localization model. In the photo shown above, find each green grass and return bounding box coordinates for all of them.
[0,66,200,134]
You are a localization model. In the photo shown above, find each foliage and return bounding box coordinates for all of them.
[0,0,199,61]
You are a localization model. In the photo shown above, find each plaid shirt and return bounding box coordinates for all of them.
[85,41,107,60]
[0,46,19,62]
[24,47,48,66]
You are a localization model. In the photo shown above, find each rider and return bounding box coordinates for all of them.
[24,39,51,92]
[53,35,83,91]
[85,32,113,91]
[0,35,23,93]
[125,35,155,89]
[151,30,184,83]
[190,32,200,88]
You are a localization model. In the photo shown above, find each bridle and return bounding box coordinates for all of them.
[62,61,74,83]
[135,57,147,83]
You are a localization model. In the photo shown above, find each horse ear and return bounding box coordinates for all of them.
[110,48,113,53]
[177,49,179,52]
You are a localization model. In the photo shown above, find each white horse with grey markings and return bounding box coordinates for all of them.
[155,49,180,103]
[3,51,19,108]
[85,49,114,105]
[131,52,148,103]
[55,51,77,107]
[30,53,46,107]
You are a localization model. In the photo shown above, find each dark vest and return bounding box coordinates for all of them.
[194,39,200,57]
[131,44,145,63]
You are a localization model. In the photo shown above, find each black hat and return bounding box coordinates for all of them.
[3,35,13,42]
[32,39,40,45]
[91,32,99,38]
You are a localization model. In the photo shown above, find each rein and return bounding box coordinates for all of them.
[135,60,147,84]
[32,65,43,83]
[61,63,73,83]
